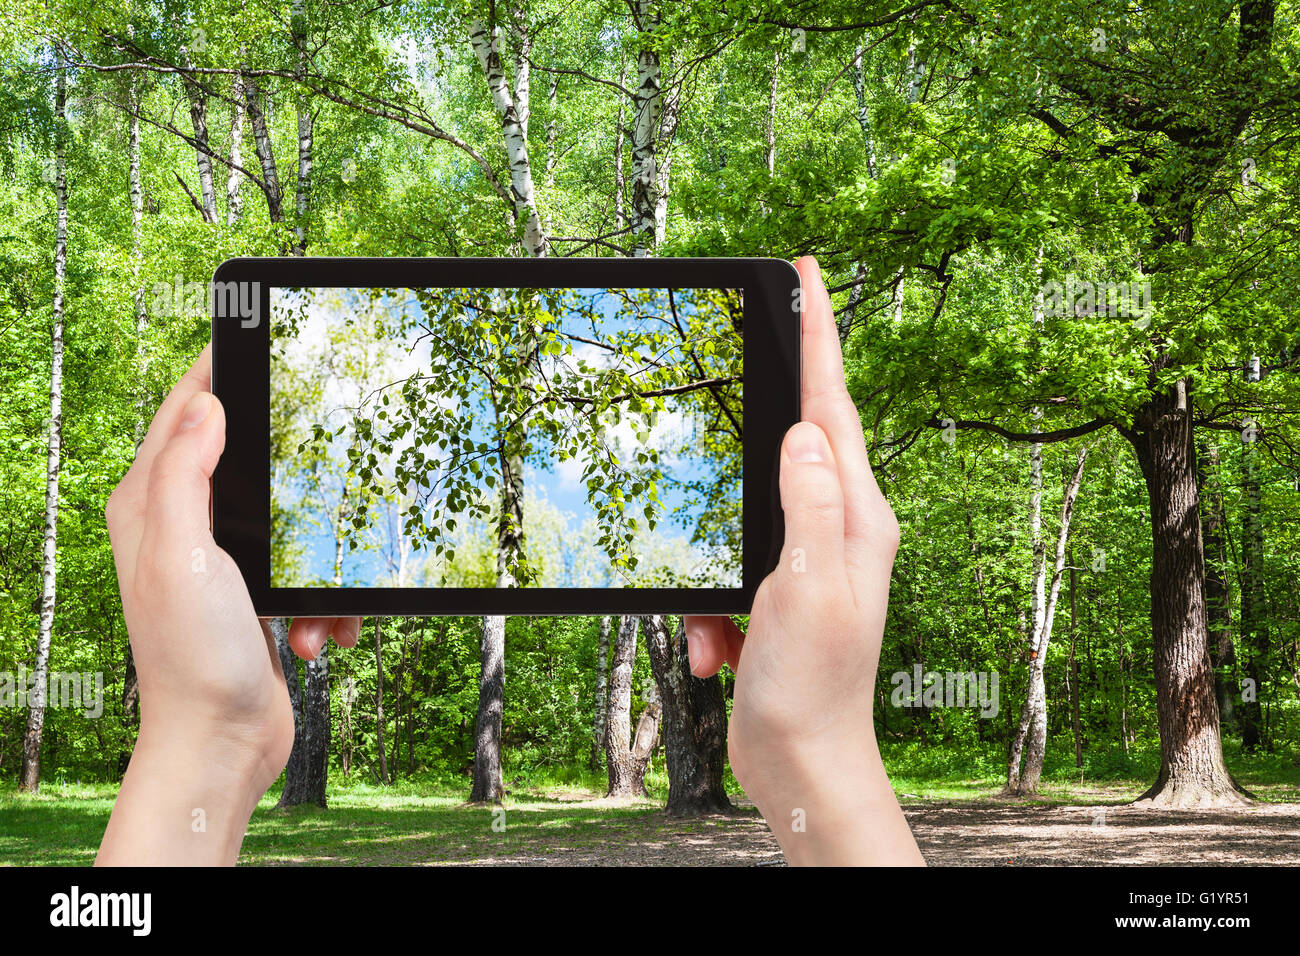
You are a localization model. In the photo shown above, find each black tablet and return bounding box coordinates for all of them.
[211,257,800,616]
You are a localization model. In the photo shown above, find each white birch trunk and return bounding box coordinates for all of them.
[227,70,245,225]
[179,41,218,222]
[470,14,547,257]
[1008,447,1088,792]
[20,66,69,793]
[604,616,652,796]
[629,0,663,257]
[243,70,284,222]
[467,9,548,799]
[292,5,313,255]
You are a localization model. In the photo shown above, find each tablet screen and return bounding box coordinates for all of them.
[268,286,743,591]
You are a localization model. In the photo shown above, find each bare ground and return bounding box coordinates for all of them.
[446,788,1300,866]
[907,800,1300,866]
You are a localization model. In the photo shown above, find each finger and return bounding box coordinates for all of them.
[777,421,846,584]
[107,346,213,566]
[684,616,730,677]
[721,617,745,671]
[331,617,362,649]
[138,391,225,569]
[794,257,892,581]
[136,344,213,471]
[288,617,335,661]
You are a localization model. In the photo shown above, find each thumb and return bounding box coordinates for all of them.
[776,421,846,583]
[142,391,226,554]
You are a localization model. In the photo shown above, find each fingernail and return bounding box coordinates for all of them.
[179,392,212,431]
[787,424,828,463]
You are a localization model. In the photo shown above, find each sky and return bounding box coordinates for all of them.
[270,285,742,588]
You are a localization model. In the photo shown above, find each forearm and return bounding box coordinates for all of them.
[746,732,924,866]
[96,721,268,866]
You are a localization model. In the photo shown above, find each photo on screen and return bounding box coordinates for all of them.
[269,286,743,589]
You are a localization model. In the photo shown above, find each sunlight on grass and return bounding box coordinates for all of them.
[2,741,1295,865]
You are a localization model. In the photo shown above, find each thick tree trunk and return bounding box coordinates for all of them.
[471,615,506,802]
[642,616,733,815]
[605,616,653,796]
[292,653,331,807]
[1198,441,1236,732]
[20,67,68,794]
[1129,381,1250,807]
[591,615,610,770]
[471,436,523,803]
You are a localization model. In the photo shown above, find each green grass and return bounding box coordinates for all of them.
[879,736,1300,805]
[3,741,1295,865]
[0,770,743,866]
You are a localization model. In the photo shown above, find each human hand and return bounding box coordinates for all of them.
[98,345,360,865]
[684,256,923,866]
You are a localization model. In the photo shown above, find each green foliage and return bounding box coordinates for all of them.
[0,0,1296,805]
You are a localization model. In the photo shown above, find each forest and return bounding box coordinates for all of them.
[0,0,1298,865]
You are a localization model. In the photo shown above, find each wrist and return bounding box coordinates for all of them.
[96,718,275,866]
[736,725,923,866]
[138,715,278,803]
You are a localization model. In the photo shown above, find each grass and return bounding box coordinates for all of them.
[0,769,745,866]
[880,736,1300,806]
[2,740,1296,865]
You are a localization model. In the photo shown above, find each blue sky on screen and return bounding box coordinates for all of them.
[270,286,740,588]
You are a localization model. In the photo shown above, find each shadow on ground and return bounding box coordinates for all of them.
[908,801,1300,866]
[4,785,1300,865]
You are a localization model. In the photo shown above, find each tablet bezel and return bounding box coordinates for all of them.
[211,256,800,616]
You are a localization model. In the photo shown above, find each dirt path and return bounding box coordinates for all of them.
[908,800,1300,866]
[449,796,1300,866]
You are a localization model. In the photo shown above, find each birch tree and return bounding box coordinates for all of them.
[467,1,549,802]
[1005,446,1088,794]
[177,25,219,222]
[19,62,69,793]
[604,616,658,796]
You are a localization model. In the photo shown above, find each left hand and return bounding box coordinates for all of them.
[98,345,359,865]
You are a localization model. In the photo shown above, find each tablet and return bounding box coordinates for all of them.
[210,257,800,615]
